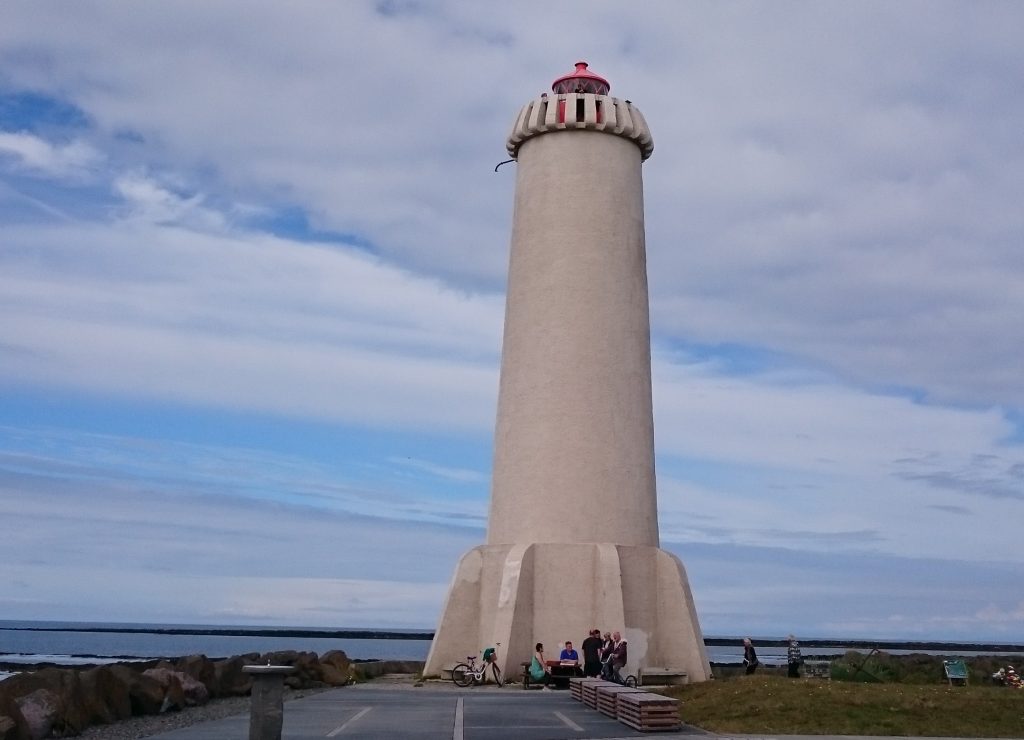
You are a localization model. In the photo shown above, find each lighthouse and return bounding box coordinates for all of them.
[425,62,711,682]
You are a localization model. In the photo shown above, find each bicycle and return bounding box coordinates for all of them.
[600,660,637,687]
[451,651,503,687]
[611,671,638,687]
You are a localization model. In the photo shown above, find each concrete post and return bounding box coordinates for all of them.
[242,665,294,740]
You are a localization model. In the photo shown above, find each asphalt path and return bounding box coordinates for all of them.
[147,681,1022,740]
[147,681,708,739]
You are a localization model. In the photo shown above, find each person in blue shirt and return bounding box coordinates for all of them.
[559,641,579,662]
[559,640,581,676]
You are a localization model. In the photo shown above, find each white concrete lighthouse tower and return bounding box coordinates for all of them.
[425,62,711,682]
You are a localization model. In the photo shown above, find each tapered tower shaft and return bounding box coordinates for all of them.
[488,114,658,547]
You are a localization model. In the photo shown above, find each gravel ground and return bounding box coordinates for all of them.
[76,687,333,740]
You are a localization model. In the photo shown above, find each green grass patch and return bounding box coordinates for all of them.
[665,675,1024,736]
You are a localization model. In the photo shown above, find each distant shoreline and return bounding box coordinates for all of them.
[4,626,1022,654]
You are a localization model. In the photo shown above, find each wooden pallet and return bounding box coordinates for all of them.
[616,691,681,732]
[595,685,645,717]
[569,677,605,701]
[581,679,613,708]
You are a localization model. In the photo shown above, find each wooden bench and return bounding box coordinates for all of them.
[616,691,681,732]
[638,667,688,686]
[944,659,969,686]
[803,659,831,679]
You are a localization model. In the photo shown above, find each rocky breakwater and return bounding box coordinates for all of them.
[0,649,355,740]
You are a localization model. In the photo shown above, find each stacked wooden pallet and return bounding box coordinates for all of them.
[616,691,681,732]
[595,684,645,717]
[568,676,606,702]
[580,678,610,708]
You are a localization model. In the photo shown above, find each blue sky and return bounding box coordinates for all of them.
[1,1,1022,642]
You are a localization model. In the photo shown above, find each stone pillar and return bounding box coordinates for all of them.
[242,665,294,740]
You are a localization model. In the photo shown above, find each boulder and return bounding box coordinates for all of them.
[319,662,350,686]
[211,655,258,697]
[320,650,351,675]
[107,665,165,716]
[141,667,207,709]
[79,665,131,724]
[0,715,18,740]
[354,660,425,679]
[142,669,186,712]
[260,650,301,666]
[1,667,89,736]
[176,672,209,707]
[0,692,29,740]
[174,655,216,695]
[14,689,58,740]
[261,651,322,689]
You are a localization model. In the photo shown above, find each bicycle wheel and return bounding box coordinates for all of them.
[624,674,637,688]
[492,664,503,687]
[452,663,473,687]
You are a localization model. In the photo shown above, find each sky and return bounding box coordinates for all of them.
[1,1,1022,643]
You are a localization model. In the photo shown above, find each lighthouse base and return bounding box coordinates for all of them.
[423,542,711,682]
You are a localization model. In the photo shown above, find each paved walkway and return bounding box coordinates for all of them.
[147,681,1023,740]
[149,682,706,739]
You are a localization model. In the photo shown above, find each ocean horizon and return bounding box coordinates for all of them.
[2,620,1022,677]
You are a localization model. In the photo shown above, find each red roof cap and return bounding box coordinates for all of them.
[551,61,610,95]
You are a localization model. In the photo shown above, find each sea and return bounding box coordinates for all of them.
[2,620,1022,682]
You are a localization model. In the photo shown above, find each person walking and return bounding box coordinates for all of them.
[609,631,628,683]
[787,635,802,678]
[742,637,759,675]
[599,632,615,679]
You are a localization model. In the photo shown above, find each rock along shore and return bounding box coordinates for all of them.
[0,650,425,740]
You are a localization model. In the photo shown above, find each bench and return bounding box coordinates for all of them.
[638,667,688,686]
[944,659,969,686]
[803,660,831,679]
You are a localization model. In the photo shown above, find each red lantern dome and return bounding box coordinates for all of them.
[551,61,610,95]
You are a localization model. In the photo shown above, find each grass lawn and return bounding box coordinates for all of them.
[665,675,1024,737]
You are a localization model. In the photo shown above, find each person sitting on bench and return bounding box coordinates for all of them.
[530,642,552,689]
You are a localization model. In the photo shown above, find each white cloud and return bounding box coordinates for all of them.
[113,173,226,230]
[0,219,503,431]
[0,131,101,178]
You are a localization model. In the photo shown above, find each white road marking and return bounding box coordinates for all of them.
[453,696,464,740]
[554,710,584,731]
[326,706,371,737]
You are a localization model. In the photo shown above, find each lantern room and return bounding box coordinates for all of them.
[551,61,610,95]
